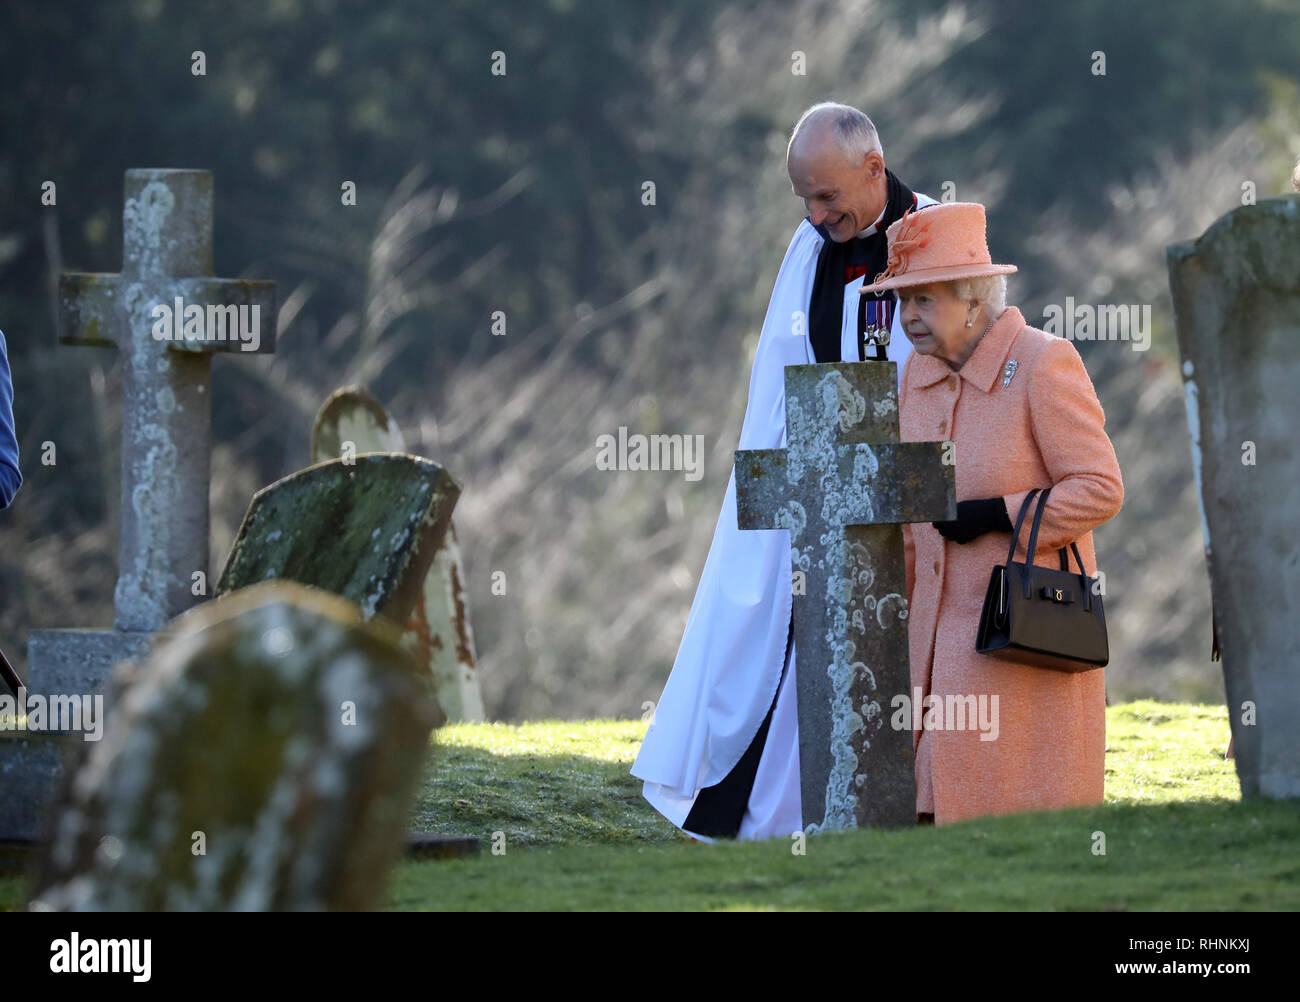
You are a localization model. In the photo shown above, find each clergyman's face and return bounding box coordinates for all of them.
[896,281,977,367]
[788,143,886,243]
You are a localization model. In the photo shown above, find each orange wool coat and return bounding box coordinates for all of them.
[900,305,1124,825]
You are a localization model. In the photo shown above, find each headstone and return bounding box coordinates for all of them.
[311,384,406,458]
[0,733,67,857]
[1,169,277,843]
[1167,194,1300,798]
[53,169,276,634]
[735,361,954,831]
[27,580,439,911]
[215,454,460,633]
[311,386,484,722]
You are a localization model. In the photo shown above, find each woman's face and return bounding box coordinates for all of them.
[896,281,979,369]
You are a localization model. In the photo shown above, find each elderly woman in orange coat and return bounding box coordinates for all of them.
[860,202,1123,826]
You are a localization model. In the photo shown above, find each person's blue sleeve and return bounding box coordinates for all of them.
[0,329,22,509]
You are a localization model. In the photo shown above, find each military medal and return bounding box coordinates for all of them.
[859,293,893,361]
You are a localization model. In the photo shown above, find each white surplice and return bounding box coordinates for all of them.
[632,198,936,842]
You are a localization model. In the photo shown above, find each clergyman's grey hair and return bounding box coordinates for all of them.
[787,102,883,165]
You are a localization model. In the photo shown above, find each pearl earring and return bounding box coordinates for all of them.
[965,320,973,327]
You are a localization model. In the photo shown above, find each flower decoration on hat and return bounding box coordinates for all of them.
[858,201,1018,296]
[873,208,929,286]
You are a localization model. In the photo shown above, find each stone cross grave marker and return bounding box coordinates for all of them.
[55,168,276,635]
[1168,194,1300,799]
[735,361,954,832]
[3,170,277,845]
[29,170,275,695]
[311,385,484,722]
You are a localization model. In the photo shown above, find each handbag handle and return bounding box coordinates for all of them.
[1003,487,1042,569]
[1019,486,1093,611]
[1024,486,1053,571]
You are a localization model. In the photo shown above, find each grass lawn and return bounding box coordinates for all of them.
[4,700,1296,910]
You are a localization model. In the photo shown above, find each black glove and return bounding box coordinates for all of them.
[932,497,1013,544]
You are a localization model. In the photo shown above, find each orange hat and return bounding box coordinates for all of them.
[859,201,1016,294]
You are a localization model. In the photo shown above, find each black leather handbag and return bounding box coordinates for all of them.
[975,487,1108,672]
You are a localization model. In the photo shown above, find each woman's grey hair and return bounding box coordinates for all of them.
[788,102,883,165]
[951,275,1008,317]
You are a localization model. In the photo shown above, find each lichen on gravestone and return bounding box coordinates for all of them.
[215,454,460,629]
[310,388,485,723]
[311,385,403,461]
[734,361,954,832]
[1167,194,1300,800]
[27,581,439,912]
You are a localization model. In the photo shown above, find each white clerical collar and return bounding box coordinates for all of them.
[857,203,889,238]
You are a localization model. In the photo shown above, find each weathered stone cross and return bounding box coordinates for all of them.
[2,170,278,843]
[735,361,954,832]
[57,169,276,632]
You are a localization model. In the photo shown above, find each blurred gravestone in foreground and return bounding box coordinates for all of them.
[311,387,484,723]
[1167,194,1300,798]
[28,581,439,911]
